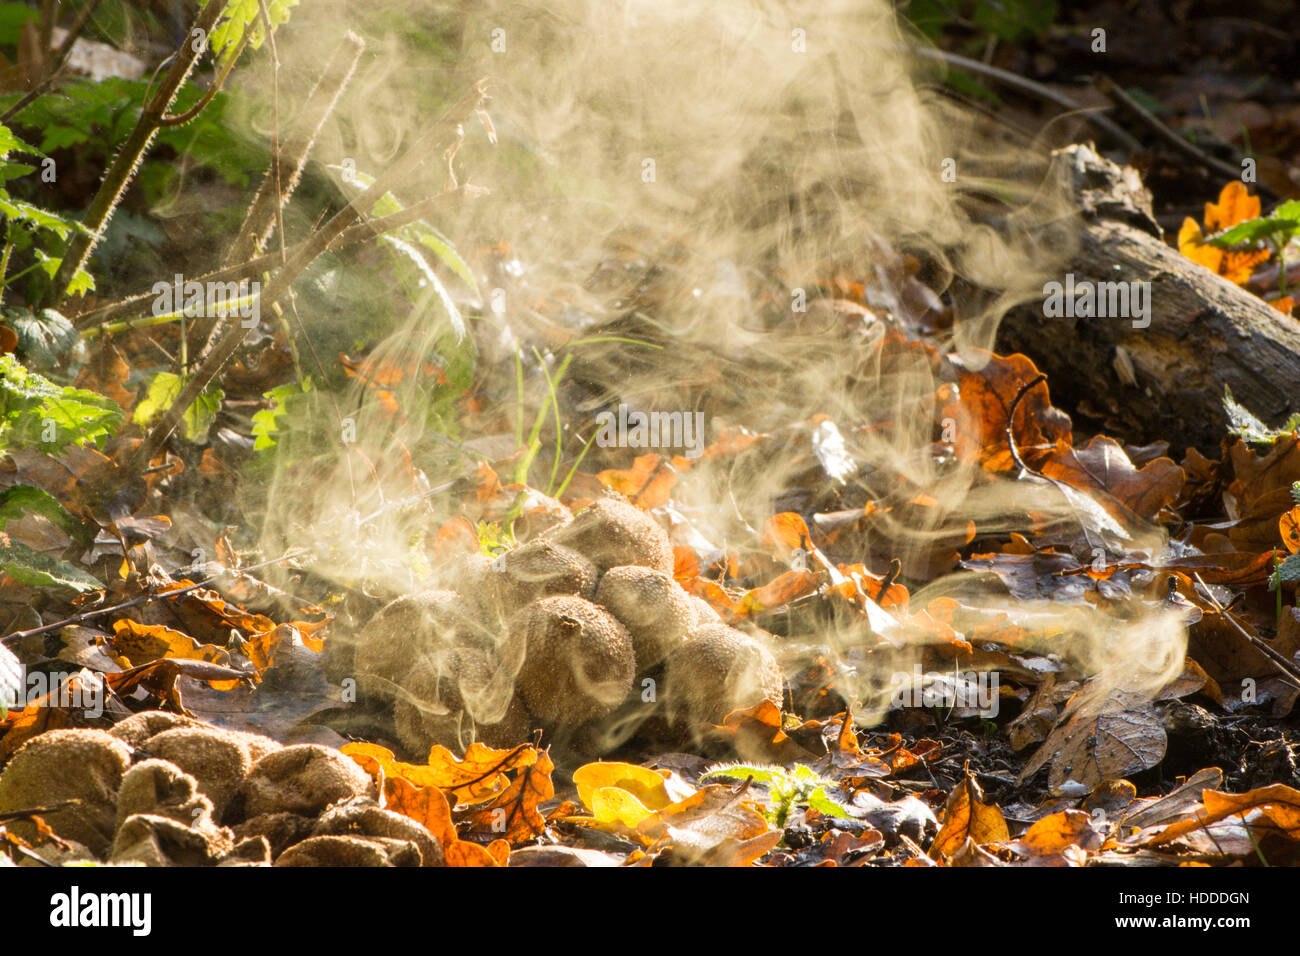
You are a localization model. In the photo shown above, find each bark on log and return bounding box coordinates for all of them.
[996,144,1299,456]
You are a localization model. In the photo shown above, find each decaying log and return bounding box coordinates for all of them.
[996,144,1299,455]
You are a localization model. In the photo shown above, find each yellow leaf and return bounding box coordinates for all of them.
[1178,214,1268,286]
[591,786,654,827]
[1178,218,1222,273]
[1204,181,1260,231]
[573,761,675,812]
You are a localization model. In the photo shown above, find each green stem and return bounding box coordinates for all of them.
[553,430,598,499]
[513,345,524,451]
[0,237,13,310]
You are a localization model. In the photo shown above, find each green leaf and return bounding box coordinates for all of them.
[203,0,299,67]
[1208,201,1300,249]
[0,121,37,159]
[0,196,80,241]
[34,252,96,298]
[3,307,84,370]
[0,354,122,451]
[805,788,855,819]
[0,3,39,46]
[380,235,466,340]
[250,378,312,451]
[330,161,478,302]
[0,163,35,181]
[0,536,101,592]
[0,485,81,536]
[701,763,787,786]
[416,224,480,297]
[972,0,1057,42]
[134,372,223,443]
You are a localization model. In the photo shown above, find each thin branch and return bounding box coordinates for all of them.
[908,45,1144,154]
[0,549,310,645]
[76,189,471,336]
[126,78,492,477]
[38,0,225,310]
[156,33,249,127]
[1005,373,1047,475]
[1192,573,1300,690]
[1092,74,1276,201]
[224,30,365,265]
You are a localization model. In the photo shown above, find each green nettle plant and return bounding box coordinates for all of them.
[702,763,855,829]
[0,0,489,598]
[1207,199,1300,297]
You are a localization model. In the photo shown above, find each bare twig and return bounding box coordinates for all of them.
[908,45,1144,153]
[38,0,225,309]
[1192,572,1300,690]
[224,31,365,265]
[1004,373,1047,475]
[75,190,471,335]
[1092,75,1276,201]
[156,33,249,127]
[0,549,310,645]
[1005,373,1103,554]
[126,78,492,476]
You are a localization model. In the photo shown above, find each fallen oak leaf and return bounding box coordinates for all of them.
[1281,507,1300,554]
[347,746,521,865]
[462,748,554,843]
[1003,809,1104,863]
[730,569,818,620]
[444,839,510,866]
[931,770,1010,860]
[109,619,233,673]
[104,657,250,713]
[1018,682,1166,792]
[711,700,814,763]
[341,740,534,807]
[763,512,814,559]
[382,775,458,850]
[1038,435,1184,525]
[432,516,479,561]
[952,350,1072,473]
[1146,784,1300,846]
[636,781,773,862]
[596,453,681,509]
[691,829,781,867]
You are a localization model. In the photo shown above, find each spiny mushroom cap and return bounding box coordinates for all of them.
[0,728,132,855]
[595,565,695,669]
[512,595,637,726]
[493,539,598,613]
[141,726,253,817]
[664,625,784,729]
[393,643,532,755]
[115,759,214,831]
[394,679,533,756]
[545,498,673,575]
[354,589,483,698]
[444,551,499,625]
[238,744,377,818]
[688,594,723,627]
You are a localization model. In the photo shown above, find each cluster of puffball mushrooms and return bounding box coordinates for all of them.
[339,496,786,757]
